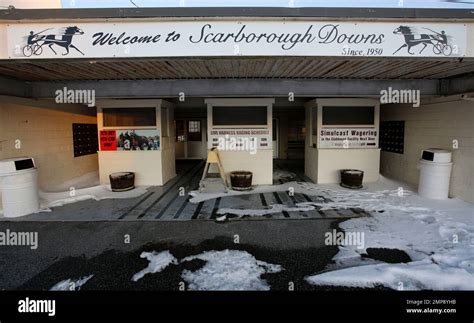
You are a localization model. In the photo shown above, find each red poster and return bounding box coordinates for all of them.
[100,130,117,151]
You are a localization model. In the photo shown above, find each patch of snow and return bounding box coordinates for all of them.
[211,176,429,217]
[49,171,100,192]
[50,275,94,291]
[217,203,315,217]
[132,250,178,282]
[198,178,228,193]
[189,175,414,204]
[344,170,362,174]
[301,176,474,290]
[273,169,296,181]
[181,249,283,290]
[215,215,227,222]
[189,181,297,203]
[38,184,149,211]
[306,259,474,290]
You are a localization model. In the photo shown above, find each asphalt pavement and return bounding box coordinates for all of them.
[0,219,344,291]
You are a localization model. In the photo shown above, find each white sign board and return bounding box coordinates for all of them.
[5,21,468,59]
[209,128,272,150]
[320,128,378,148]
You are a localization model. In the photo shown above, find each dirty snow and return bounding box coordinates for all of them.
[306,259,474,290]
[181,249,283,290]
[189,181,293,203]
[217,203,315,217]
[38,184,149,211]
[190,175,407,205]
[273,169,296,181]
[51,171,100,191]
[50,275,94,291]
[302,177,474,290]
[0,171,149,215]
[132,250,178,282]
[192,175,474,290]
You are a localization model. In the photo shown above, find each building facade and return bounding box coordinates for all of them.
[0,7,473,211]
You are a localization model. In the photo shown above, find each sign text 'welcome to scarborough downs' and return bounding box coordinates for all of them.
[7,21,467,59]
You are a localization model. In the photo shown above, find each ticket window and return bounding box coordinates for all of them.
[101,107,159,151]
[97,99,175,186]
[211,106,268,128]
[204,98,275,185]
[305,98,380,184]
[315,99,380,149]
[322,106,375,127]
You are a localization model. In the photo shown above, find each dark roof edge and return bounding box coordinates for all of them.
[1,7,474,20]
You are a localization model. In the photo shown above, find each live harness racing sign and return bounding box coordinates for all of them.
[4,21,468,59]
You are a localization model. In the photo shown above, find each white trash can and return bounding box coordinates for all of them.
[418,149,453,200]
[0,157,40,217]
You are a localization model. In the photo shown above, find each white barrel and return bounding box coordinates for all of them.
[418,159,453,200]
[0,159,40,218]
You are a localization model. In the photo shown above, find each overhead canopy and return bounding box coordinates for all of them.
[0,57,472,81]
[0,7,473,98]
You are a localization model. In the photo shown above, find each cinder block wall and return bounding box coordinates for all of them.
[0,102,98,210]
[380,99,474,203]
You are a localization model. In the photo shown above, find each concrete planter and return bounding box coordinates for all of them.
[230,171,253,191]
[340,169,364,189]
[109,172,135,192]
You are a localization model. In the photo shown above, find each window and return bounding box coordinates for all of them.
[187,120,201,141]
[103,108,156,127]
[322,106,374,126]
[212,106,267,126]
[72,123,98,157]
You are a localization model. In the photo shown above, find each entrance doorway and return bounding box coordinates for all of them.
[175,119,207,159]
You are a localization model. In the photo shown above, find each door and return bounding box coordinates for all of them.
[175,119,206,159]
[186,120,203,159]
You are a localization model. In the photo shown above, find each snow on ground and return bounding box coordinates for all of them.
[301,177,474,290]
[50,275,94,291]
[205,175,428,217]
[190,175,410,204]
[39,185,148,211]
[35,172,149,212]
[181,249,283,290]
[306,258,474,290]
[273,169,296,181]
[192,175,474,290]
[50,171,100,192]
[190,181,297,203]
[217,203,315,217]
[132,251,178,282]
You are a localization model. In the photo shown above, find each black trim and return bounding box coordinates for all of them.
[1,7,473,20]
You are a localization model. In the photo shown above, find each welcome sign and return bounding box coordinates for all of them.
[5,21,468,59]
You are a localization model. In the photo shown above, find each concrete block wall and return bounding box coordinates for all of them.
[0,102,98,210]
[380,99,474,203]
